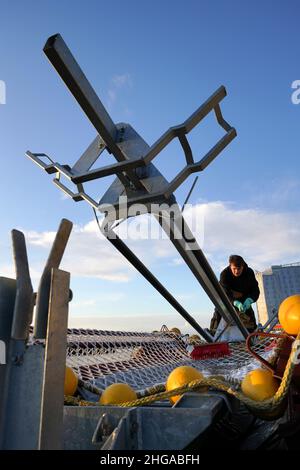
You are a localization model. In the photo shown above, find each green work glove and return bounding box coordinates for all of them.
[233,300,244,312]
[243,297,254,311]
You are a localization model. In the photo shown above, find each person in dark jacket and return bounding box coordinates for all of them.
[210,254,260,335]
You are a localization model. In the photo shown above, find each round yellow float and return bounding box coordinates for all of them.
[64,366,78,396]
[170,327,181,335]
[241,368,279,401]
[278,294,300,335]
[99,383,137,405]
[166,365,205,404]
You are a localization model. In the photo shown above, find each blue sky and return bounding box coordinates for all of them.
[0,0,299,333]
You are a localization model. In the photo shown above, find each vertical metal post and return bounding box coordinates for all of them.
[39,268,70,450]
[34,218,72,339]
[11,230,34,340]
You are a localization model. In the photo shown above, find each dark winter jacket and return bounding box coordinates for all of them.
[220,263,260,304]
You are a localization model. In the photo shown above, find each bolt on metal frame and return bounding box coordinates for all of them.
[27,33,249,341]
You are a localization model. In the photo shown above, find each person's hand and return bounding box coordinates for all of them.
[243,298,254,311]
[233,300,245,312]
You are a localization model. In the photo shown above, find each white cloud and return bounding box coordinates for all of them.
[112,73,132,88]
[9,200,300,288]
[170,257,185,266]
[107,73,133,112]
[197,201,300,271]
[24,230,56,247]
[0,262,43,284]
[70,293,125,315]
[20,216,175,283]
[0,263,15,278]
[22,220,133,282]
[107,89,116,106]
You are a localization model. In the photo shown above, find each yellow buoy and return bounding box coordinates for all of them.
[188,334,201,344]
[166,365,205,404]
[170,327,181,335]
[190,334,200,341]
[64,366,78,396]
[99,383,137,405]
[241,368,279,401]
[278,294,300,335]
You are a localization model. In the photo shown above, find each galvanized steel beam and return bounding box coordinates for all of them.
[43,34,118,153]
[39,268,70,450]
[34,218,72,339]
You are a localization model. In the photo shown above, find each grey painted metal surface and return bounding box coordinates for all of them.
[72,135,106,174]
[62,394,225,451]
[2,343,45,449]
[0,278,16,346]
[98,123,173,218]
[63,406,126,450]
[102,396,224,450]
[34,218,72,339]
[39,268,70,450]
[0,277,16,446]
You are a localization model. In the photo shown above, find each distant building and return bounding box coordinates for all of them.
[255,262,300,325]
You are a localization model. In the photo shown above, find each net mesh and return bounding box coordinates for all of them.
[64,326,282,391]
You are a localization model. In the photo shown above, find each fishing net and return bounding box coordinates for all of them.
[65,326,282,391]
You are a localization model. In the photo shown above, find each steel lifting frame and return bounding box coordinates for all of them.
[27,33,249,341]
